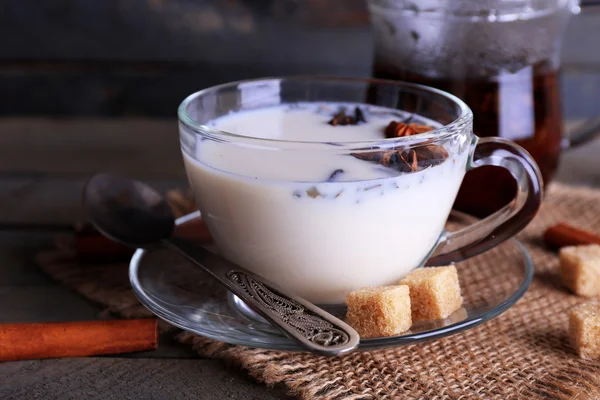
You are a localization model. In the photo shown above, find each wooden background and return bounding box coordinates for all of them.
[1,0,599,118]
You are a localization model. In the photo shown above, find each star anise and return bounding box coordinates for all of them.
[347,118,448,173]
[413,145,449,168]
[328,107,367,126]
[384,121,435,138]
[377,149,418,172]
[352,145,448,173]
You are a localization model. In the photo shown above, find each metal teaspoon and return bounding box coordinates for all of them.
[82,173,360,356]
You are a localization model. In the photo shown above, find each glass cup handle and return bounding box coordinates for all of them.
[427,137,544,266]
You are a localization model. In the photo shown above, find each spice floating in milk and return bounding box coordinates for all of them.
[182,103,470,304]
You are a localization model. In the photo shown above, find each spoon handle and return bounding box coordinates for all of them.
[164,236,360,356]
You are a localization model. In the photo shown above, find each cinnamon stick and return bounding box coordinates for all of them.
[75,233,132,262]
[0,319,158,361]
[75,218,212,262]
[544,223,600,249]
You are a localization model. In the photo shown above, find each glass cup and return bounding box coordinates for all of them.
[178,77,542,305]
[367,0,600,217]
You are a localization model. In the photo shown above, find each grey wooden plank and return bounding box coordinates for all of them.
[0,286,102,323]
[0,3,597,118]
[2,64,599,119]
[0,118,185,179]
[556,131,600,187]
[0,230,58,286]
[0,118,188,224]
[0,63,371,118]
[0,358,294,399]
[0,1,369,62]
[0,0,597,67]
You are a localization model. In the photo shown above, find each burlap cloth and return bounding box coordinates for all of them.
[35,182,600,399]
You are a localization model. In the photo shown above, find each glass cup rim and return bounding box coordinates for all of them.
[177,75,474,151]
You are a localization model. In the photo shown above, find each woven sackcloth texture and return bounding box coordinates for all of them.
[36,182,600,400]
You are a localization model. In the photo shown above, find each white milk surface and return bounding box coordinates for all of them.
[183,103,469,304]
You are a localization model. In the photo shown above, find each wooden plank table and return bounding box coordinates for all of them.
[1,116,599,399]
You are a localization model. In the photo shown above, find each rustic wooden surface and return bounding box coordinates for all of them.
[1,1,599,117]
[0,358,293,400]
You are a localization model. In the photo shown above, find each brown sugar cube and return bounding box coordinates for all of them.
[560,245,600,297]
[569,302,600,360]
[398,265,463,321]
[345,285,412,338]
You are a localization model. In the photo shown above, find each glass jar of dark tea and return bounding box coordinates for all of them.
[368,0,600,217]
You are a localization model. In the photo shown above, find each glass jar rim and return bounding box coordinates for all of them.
[367,0,580,22]
[177,76,473,151]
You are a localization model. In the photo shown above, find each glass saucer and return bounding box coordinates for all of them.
[130,211,533,352]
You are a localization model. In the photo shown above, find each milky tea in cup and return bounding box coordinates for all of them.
[179,80,470,304]
[178,78,541,304]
